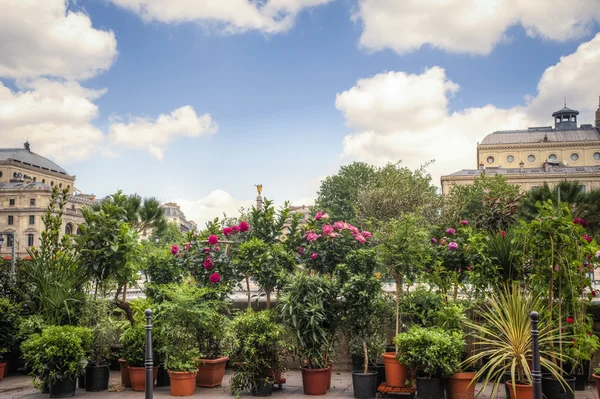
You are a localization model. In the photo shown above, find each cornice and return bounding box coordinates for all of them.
[478,141,600,150]
[0,160,75,180]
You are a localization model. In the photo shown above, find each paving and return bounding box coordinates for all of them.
[0,370,598,399]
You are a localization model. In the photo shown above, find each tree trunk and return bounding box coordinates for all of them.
[363,341,369,375]
[114,300,135,326]
[266,290,271,309]
[246,275,251,310]
[122,282,128,302]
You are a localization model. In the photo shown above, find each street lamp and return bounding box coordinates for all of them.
[0,232,16,277]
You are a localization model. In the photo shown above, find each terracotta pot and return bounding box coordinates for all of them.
[447,371,477,399]
[196,357,228,387]
[119,359,131,387]
[506,381,532,399]
[169,371,197,396]
[593,374,600,398]
[128,366,158,391]
[0,362,6,383]
[301,367,330,396]
[382,352,408,388]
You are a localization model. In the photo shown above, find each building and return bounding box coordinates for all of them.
[161,202,195,233]
[0,143,95,259]
[441,99,600,194]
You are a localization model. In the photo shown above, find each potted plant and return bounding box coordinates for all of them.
[163,331,199,397]
[0,298,21,382]
[279,272,336,396]
[121,324,158,391]
[225,309,287,397]
[464,283,568,399]
[592,367,600,397]
[394,326,463,399]
[21,325,92,397]
[564,322,599,391]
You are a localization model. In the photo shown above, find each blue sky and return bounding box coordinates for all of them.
[1,0,600,225]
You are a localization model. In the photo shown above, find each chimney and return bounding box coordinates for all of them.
[519,161,525,173]
[543,160,549,172]
[596,95,600,128]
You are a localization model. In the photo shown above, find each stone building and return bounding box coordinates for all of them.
[161,202,195,232]
[0,143,95,259]
[441,99,600,194]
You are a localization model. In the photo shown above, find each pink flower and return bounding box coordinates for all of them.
[231,225,240,233]
[566,317,573,323]
[596,251,600,258]
[330,233,339,238]
[501,230,507,238]
[298,246,305,255]
[583,234,593,243]
[203,257,214,270]
[209,272,221,283]
[467,265,473,271]
[448,242,459,251]
[171,245,180,255]
[460,220,469,225]
[214,246,220,252]
[208,235,219,245]
[310,252,318,260]
[431,238,438,244]
[593,290,597,298]
[222,227,233,236]
[315,212,323,220]
[321,213,330,219]
[355,235,366,244]
[184,244,191,251]
[306,232,319,242]
[348,225,359,234]
[362,231,372,239]
[202,247,211,254]
[440,239,447,245]
[333,221,345,230]
[553,265,559,272]
[238,221,250,232]
[445,228,456,235]
[322,224,334,236]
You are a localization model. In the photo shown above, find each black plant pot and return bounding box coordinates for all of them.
[78,373,86,389]
[375,364,386,386]
[385,345,396,354]
[542,375,575,399]
[573,373,586,391]
[156,365,171,387]
[251,379,273,397]
[352,371,378,399]
[85,363,110,392]
[41,381,50,394]
[416,376,444,399]
[49,377,77,398]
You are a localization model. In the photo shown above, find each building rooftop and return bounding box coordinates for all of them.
[480,127,600,145]
[444,165,600,178]
[0,143,69,175]
[0,181,52,190]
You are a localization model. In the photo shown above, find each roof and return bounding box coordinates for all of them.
[0,148,68,175]
[0,181,52,190]
[443,165,600,178]
[480,127,600,145]
[552,106,579,117]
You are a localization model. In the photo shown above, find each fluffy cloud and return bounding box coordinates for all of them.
[177,190,255,227]
[108,106,217,159]
[354,0,600,55]
[109,0,332,34]
[337,33,600,185]
[0,0,117,80]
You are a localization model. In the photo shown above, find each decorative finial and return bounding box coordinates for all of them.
[255,184,262,197]
[564,94,567,107]
[598,95,599,107]
[24,141,30,152]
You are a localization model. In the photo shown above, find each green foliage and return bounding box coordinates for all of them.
[79,298,119,365]
[315,162,377,223]
[119,194,168,237]
[250,199,300,246]
[120,324,147,367]
[0,298,21,358]
[144,247,183,299]
[22,326,92,386]
[157,222,186,246]
[394,326,463,379]
[225,310,288,395]
[520,181,587,222]
[0,259,15,300]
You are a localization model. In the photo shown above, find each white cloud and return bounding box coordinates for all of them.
[0,0,117,80]
[108,0,332,34]
[354,0,600,55]
[337,33,600,185]
[177,190,255,227]
[108,106,217,159]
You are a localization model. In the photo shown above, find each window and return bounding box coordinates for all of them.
[42,179,45,184]
[506,155,515,163]
[594,152,600,161]
[0,171,3,178]
[580,185,587,193]
[486,156,495,164]
[27,234,34,247]
[65,224,72,235]
[30,198,35,206]
[7,216,13,225]
[59,183,62,188]
[528,155,536,163]
[51,181,54,187]
[7,235,13,248]
[29,215,35,225]
[9,199,14,206]
[33,177,36,182]
[548,154,558,161]
[571,153,580,161]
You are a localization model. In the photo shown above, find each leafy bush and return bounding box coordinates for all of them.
[0,298,21,359]
[121,324,147,367]
[21,326,92,387]
[225,310,288,395]
[394,326,463,379]
[397,288,444,329]
[79,298,119,365]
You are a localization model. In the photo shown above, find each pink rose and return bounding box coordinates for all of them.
[298,246,305,255]
[460,220,469,225]
[202,247,211,254]
[209,272,221,283]
[231,225,240,233]
[448,242,459,251]
[583,234,593,243]
[348,225,359,234]
[204,258,214,270]
[238,221,250,232]
[362,231,372,239]
[322,213,330,219]
[501,230,507,238]
[171,245,180,255]
[330,233,340,238]
[310,252,318,260]
[445,228,456,235]
[440,239,447,245]
[184,244,191,251]
[431,238,437,244]
[214,246,220,252]
[322,224,334,236]
[222,227,233,236]
[333,221,345,230]
[355,235,366,244]
[315,212,323,220]
[208,235,219,245]
[306,232,319,242]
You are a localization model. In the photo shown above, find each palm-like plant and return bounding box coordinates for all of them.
[464,283,569,398]
[519,181,592,222]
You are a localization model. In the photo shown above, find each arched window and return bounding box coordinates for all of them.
[65,224,73,235]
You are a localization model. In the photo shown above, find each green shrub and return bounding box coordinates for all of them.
[21,326,92,387]
[0,298,21,360]
[79,298,119,365]
[394,326,463,379]
[121,324,147,367]
[398,288,444,329]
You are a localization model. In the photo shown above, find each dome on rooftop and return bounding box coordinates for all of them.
[0,142,69,175]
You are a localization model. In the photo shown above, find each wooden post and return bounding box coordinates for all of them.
[530,311,542,399]
[145,309,153,399]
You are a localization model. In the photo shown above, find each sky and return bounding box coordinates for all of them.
[2,0,600,226]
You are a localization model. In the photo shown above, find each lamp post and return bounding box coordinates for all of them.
[0,233,17,277]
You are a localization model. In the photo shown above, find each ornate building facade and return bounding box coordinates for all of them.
[0,143,95,259]
[442,99,600,194]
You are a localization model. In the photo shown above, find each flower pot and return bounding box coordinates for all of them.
[157,365,171,387]
[593,374,600,398]
[252,378,274,397]
[0,362,6,383]
[128,366,158,391]
[382,352,408,388]
[573,373,586,391]
[119,358,131,387]
[375,364,386,387]
[447,371,477,399]
[78,373,85,389]
[85,363,110,392]
[49,377,77,398]
[301,367,329,396]
[41,381,50,393]
[196,357,228,387]
[506,381,532,399]
[168,371,197,396]
[542,375,575,399]
[352,371,378,399]
[416,376,444,399]
[327,361,333,389]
